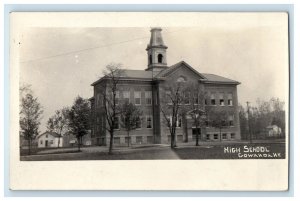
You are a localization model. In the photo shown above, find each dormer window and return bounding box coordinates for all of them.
[158,54,163,63]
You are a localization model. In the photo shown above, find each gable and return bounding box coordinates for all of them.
[156,61,206,82]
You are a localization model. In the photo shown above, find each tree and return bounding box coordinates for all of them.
[185,82,207,146]
[160,81,186,148]
[19,91,43,155]
[209,108,229,142]
[238,104,248,140]
[238,97,285,140]
[68,96,90,151]
[47,107,69,148]
[100,63,124,154]
[120,102,143,147]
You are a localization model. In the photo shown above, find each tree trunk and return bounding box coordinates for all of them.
[57,136,61,148]
[109,131,113,154]
[184,116,188,142]
[77,136,81,152]
[171,131,177,149]
[127,131,130,147]
[171,134,175,149]
[28,139,31,155]
[196,128,199,146]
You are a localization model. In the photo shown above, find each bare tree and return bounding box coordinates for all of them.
[47,107,70,148]
[185,82,207,146]
[100,63,124,154]
[19,90,43,155]
[160,81,186,149]
[120,102,143,147]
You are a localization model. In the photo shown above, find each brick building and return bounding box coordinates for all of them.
[90,28,241,146]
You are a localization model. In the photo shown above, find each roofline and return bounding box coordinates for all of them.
[202,80,241,85]
[158,60,206,79]
[37,131,60,138]
[92,77,164,86]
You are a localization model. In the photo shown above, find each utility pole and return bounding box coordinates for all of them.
[246,101,252,144]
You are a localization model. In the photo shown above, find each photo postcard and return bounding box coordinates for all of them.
[10,12,289,190]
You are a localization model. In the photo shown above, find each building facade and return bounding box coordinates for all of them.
[90,28,241,146]
[36,131,63,148]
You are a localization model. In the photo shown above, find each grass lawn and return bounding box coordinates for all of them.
[20,142,285,161]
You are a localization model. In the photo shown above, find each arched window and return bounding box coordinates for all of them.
[177,76,187,83]
[158,54,163,63]
[149,55,152,64]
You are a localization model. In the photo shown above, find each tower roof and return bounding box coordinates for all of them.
[146,27,168,50]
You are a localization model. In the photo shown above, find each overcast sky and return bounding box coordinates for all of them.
[19,14,288,133]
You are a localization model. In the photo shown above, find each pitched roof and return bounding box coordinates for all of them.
[91,61,240,85]
[121,69,159,79]
[155,61,206,79]
[202,73,240,84]
[37,131,61,138]
[91,69,159,86]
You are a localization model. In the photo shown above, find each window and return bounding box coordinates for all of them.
[205,120,210,127]
[205,99,208,105]
[168,115,181,128]
[228,93,233,106]
[206,134,210,140]
[231,133,235,139]
[177,116,182,128]
[146,116,152,128]
[165,91,172,105]
[228,115,234,126]
[222,120,227,127]
[114,137,120,144]
[136,116,142,129]
[50,140,54,144]
[149,54,152,64]
[158,54,163,63]
[145,91,152,105]
[211,93,216,105]
[125,137,131,144]
[184,92,190,105]
[193,94,199,105]
[115,91,119,105]
[96,93,101,108]
[147,136,153,144]
[46,134,48,138]
[136,136,143,144]
[40,140,43,144]
[134,91,141,105]
[222,133,227,140]
[113,116,119,130]
[219,93,225,106]
[123,91,130,103]
[177,76,186,83]
[214,134,219,140]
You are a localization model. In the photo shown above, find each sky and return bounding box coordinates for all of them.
[19,13,288,133]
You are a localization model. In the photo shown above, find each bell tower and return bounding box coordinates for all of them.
[146,27,168,72]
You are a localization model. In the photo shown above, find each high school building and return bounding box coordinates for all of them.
[90,28,241,146]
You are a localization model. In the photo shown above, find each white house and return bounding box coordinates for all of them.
[266,125,282,137]
[37,131,63,148]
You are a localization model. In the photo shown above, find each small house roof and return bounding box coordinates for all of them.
[37,131,61,138]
